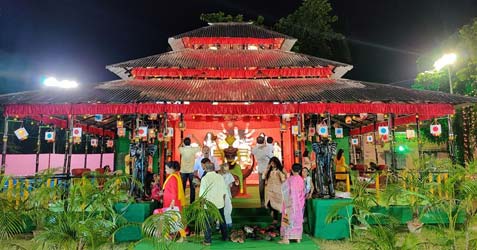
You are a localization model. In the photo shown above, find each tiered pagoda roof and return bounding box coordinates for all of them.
[1,22,476,120]
[168,22,297,51]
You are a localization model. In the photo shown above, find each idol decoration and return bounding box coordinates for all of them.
[221,135,244,195]
[335,127,344,138]
[312,139,337,198]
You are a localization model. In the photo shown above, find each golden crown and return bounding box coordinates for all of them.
[225,135,236,146]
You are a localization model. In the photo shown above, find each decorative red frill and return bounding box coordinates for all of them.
[5,102,455,117]
[181,37,285,49]
[131,67,333,79]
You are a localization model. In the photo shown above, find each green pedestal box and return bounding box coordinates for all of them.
[307,198,352,240]
[114,202,156,242]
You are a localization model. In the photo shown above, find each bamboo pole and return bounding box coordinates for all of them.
[1,116,9,174]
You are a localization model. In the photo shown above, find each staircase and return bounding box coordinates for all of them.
[231,207,273,228]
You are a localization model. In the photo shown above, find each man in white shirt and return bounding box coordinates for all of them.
[179,136,201,204]
[199,162,228,245]
[251,136,273,207]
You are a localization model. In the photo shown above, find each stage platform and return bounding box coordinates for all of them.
[134,234,319,250]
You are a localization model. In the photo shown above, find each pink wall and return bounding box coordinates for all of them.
[2,153,114,176]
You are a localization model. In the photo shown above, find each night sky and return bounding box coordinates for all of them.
[1,0,476,94]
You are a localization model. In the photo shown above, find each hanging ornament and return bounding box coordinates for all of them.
[138,126,148,138]
[94,114,103,122]
[73,137,82,144]
[291,125,299,135]
[178,121,186,131]
[406,129,416,139]
[280,123,287,132]
[359,113,368,121]
[351,138,359,145]
[381,134,389,142]
[72,127,82,138]
[335,127,344,138]
[14,127,29,141]
[308,126,316,136]
[45,131,55,142]
[430,124,442,137]
[157,132,164,141]
[149,128,156,138]
[378,126,389,136]
[117,128,126,137]
[366,135,374,143]
[149,113,158,120]
[167,127,174,137]
[106,140,114,148]
[117,120,124,128]
[90,138,98,147]
[317,124,329,137]
[345,116,352,124]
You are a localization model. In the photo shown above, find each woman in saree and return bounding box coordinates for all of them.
[279,163,306,244]
[153,161,187,241]
[161,161,186,211]
[263,157,287,225]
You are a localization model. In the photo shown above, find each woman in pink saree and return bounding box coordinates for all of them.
[279,163,306,244]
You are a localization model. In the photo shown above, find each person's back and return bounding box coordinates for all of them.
[200,171,227,208]
[179,142,200,174]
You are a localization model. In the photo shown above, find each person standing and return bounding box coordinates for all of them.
[263,157,287,224]
[334,149,348,182]
[218,163,236,228]
[179,136,201,204]
[199,162,228,246]
[193,146,217,179]
[252,136,273,207]
[279,163,306,244]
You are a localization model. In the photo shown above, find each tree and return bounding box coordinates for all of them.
[413,18,477,96]
[199,0,350,62]
[274,0,351,62]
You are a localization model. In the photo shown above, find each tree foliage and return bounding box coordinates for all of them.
[199,0,350,62]
[413,18,477,96]
[274,0,350,62]
[200,11,264,26]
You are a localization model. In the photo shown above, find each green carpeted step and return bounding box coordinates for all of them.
[135,234,319,250]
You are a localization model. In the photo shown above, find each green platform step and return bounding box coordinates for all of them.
[114,202,156,242]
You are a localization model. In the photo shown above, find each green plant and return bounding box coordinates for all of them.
[182,190,223,242]
[34,174,137,250]
[0,175,26,240]
[327,171,387,240]
[133,210,183,250]
[355,223,428,250]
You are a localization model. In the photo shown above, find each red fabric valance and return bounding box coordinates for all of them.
[131,67,333,79]
[349,115,434,135]
[4,102,455,117]
[182,37,285,49]
[19,115,115,138]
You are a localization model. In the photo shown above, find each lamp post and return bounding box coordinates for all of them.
[434,53,457,163]
[434,53,457,94]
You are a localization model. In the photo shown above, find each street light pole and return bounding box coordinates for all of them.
[447,66,453,94]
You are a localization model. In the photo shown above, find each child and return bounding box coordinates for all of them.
[302,168,314,199]
[279,163,306,244]
[218,163,236,228]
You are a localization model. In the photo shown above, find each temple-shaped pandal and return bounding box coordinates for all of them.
[1,22,475,198]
